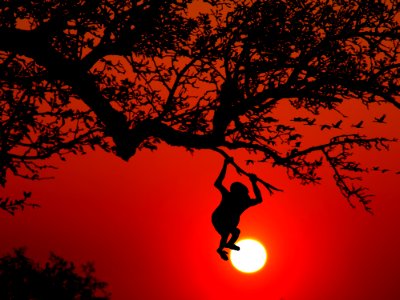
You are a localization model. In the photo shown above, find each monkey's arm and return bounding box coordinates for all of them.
[250,175,262,205]
[214,158,230,194]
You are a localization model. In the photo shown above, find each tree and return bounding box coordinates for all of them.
[0,248,110,299]
[0,0,399,213]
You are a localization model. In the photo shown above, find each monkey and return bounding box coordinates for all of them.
[212,157,262,261]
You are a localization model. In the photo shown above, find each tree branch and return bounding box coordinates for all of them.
[211,147,283,195]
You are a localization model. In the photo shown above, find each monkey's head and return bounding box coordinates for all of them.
[230,182,249,197]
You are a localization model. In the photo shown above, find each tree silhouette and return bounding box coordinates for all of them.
[0,248,110,300]
[0,0,399,212]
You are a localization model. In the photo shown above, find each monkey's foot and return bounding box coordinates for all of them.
[226,243,240,251]
[217,249,229,261]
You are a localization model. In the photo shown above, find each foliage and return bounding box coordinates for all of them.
[0,248,110,300]
[0,0,399,212]
[0,191,38,215]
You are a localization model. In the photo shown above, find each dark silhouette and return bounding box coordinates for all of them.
[0,248,110,300]
[374,114,387,124]
[352,121,364,129]
[0,191,39,215]
[212,157,262,261]
[291,117,311,123]
[331,120,343,129]
[0,0,398,213]
[320,124,331,130]
[288,133,302,141]
[304,118,317,126]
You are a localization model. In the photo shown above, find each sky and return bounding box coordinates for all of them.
[1,2,400,300]
[1,105,399,300]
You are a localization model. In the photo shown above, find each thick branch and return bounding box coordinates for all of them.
[0,27,134,159]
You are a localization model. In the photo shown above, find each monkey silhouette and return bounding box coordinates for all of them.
[212,157,262,261]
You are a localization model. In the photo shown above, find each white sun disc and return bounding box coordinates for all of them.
[230,239,267,273]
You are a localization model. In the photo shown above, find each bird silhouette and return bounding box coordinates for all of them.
[305,118,316,126]
[291,117,310,123]
[351,121,364,128]
[320,124,331,130]
[331,120,343,129]
[374,114,386,123]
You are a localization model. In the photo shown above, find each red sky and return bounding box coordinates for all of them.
[2,3,400,300]
[1,105,399,300]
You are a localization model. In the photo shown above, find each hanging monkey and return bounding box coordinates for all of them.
[212,157,262,261]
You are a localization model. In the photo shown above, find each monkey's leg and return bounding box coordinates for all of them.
[226,228,240,251]
[217,233,229,261]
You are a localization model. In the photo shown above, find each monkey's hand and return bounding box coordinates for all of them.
[249,173,258,182]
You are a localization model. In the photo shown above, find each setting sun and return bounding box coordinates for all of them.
[230,239,267,273]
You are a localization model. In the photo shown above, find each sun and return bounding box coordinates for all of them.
[230,239,267,273]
